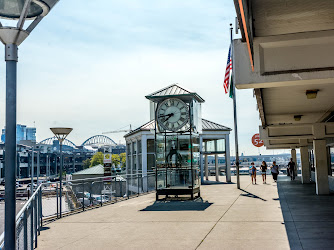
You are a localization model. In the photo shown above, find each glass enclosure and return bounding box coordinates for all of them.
[156,132,200,198]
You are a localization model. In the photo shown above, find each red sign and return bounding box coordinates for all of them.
[252,133,264,147]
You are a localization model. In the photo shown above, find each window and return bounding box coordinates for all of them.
[147,139,155,153]
[147,154,155,172]
[138,140,142,154]
[132,142,137,154]
[216,139,225,152]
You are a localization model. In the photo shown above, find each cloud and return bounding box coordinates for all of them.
[0,0,285,155]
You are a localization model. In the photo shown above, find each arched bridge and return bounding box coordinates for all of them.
[81,135,117,147]
[39,137,77,148]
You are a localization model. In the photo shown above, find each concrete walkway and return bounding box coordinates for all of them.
[38,175,290,250]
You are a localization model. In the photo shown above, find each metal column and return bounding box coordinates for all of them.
[59,143,63,217]
[4,43,18,250]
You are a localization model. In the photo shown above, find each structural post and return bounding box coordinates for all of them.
[214,140,219,182]
[230,24,240,189]
[31,148,34,195]
[59,142,63,217]
[199,136,204,183]
[225,134,231,182]
[313,139,329,195]
[291,148,297,177]
[4,43,18,250]
[300,146,311,184]
[141,136,148,191]
[37,150,40,185]
[204,155,208,181]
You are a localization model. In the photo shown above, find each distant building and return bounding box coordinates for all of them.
[1,124,36,144]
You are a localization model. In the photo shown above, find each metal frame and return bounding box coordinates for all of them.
[155,99,200,200]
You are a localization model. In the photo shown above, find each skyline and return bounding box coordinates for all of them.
[0,0,286,155]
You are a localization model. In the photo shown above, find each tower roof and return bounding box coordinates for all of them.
[124,118,231,137]
[145,84,205,103]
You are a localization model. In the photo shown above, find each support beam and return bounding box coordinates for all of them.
[141,135,147,191]
[313,139,329,195]
[291,148,297,177]
[215,155,219,182]
[214,140,219,182]
[300,146,311,184]
[225,135,231,182]
[200,136,204,183]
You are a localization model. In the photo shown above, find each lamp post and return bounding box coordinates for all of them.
[50,127,73,218]
[1,1,59,248]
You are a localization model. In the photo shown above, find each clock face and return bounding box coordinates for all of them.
[157,98,189,131]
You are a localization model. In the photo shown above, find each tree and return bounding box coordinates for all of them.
[111,154,120,167]
[90,152,104,167]
[82,158,91,169]
[120,153,126,169]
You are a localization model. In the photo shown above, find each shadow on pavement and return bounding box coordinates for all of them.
[202,180,235,185]
[239,188,267,201]
[277,176,334,250]
[141,197,213,211]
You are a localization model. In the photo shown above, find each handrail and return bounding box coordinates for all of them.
[16,184,42,222]
[66,172,155,184]
[0,184,43,249]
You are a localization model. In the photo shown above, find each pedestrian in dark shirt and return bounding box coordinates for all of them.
[260,161,267,184]
[271,161,279,182]
[287,158,296,180]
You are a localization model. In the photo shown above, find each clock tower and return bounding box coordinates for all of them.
[145,84,204,200]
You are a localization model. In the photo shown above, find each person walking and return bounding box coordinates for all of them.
[249,162,257,184]
[287,158,296,180]
[271,161,279,182]
[260,161,267,184]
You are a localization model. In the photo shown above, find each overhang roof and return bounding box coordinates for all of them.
[124,119,231,137]
[72,164,104,175]
[145,84,205,103]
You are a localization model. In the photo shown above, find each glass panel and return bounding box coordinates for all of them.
[217,139,225,152]
[147,154,155,172]
[138,140,142,154]
[127,144,131,155]
[127,155,131,169]
[132,142,137,154]
[205,140,215,152]
[147,139,155,153]
[155,132,200,190]
[138,154,142,172]
[132,155,137,173]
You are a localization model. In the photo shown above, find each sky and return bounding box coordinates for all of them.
[0,0,287,155]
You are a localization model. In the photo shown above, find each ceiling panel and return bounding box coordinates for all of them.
[252,0,334,37]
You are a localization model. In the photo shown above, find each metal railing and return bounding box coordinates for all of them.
[0,172,155,249]
[0,184,43,249]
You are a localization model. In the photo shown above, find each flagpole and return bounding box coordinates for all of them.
[230,23,240,189]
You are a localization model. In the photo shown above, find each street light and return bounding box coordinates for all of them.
[50,127,72,218]
[1,1,59,248]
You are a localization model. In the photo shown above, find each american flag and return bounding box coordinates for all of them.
[224,45,232,94]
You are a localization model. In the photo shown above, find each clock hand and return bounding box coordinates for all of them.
[158,114,173,118]
[164,114,173,122]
